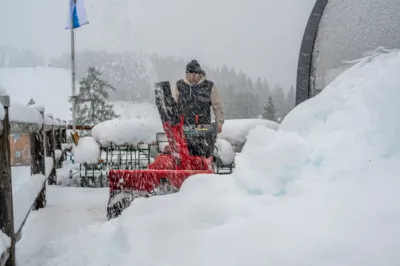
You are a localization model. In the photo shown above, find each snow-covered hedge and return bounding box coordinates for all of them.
[91,118,163,146]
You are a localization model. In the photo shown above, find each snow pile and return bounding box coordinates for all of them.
[9,102,43,126]
[55,150,62,161]
[73,137,100,164]
[92,101,163,145]
[218,119,279,146]
[215,138,236,164]
[20,50,400,266]
[56,160,78,186]
[92,118,163,146]
[13,174,46,232]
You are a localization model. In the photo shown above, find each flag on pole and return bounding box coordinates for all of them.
[65,0,89,30]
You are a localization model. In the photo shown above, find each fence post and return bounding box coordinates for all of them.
[0,95,16,266]
[47,115,56,185]
[32,108,46,210]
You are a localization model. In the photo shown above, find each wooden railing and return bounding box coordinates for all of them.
[0,96,67,266]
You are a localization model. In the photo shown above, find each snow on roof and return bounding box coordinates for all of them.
[9,102,43,126]
[218,119,279,146]
[0,67,75,121]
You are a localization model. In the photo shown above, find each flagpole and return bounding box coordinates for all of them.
[70,0,77,132]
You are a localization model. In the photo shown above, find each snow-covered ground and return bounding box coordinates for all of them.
[16,186,108,266]
[12,49,400,266]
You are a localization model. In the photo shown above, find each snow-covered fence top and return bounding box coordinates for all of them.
[7,103,66,134]
[91,118,163,146]
[218,119,279,146]
[44,114,65,131]
[0,102,4,121]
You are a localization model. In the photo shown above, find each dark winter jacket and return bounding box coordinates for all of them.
[172,75,224,126]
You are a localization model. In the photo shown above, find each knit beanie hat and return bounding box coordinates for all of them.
[186,60,203,74]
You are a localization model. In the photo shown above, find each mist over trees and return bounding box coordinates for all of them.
[0,46,296,121]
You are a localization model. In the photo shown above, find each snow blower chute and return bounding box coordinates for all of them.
[107,81,216,219]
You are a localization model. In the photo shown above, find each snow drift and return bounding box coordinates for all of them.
[21,50,400,266]
[73,137,100,164]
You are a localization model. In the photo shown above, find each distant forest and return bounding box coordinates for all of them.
[0,46,295,121]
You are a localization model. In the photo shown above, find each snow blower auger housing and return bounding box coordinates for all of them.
[107,81,216,220]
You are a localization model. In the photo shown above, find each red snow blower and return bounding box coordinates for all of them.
[107,81,216,219]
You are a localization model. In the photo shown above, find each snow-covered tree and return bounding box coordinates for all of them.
[27,98,35,106]
[271,85,286,119]
[75,66,118,126]
[262,96,277,122]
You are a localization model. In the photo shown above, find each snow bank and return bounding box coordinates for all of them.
[9,102,43,126]
[19,50,400,266]
[92,118,163,146]
[13,174,46,232]
[218,119,279,146]
[215,138,236,164]
[73,137,100,164]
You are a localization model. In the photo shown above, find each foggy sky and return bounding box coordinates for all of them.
[0,0,315,89]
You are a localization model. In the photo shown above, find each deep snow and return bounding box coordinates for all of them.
[16,49,400,266]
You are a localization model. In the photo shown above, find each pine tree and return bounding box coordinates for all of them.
[27,98,35,106]
[271,85,286,119]
[262,96,277,122]
[75,66,118,126]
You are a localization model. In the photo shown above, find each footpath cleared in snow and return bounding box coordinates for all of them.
[19,49,400,266]
[16,186,108,266]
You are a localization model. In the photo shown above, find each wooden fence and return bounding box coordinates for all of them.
[0,96,67,266]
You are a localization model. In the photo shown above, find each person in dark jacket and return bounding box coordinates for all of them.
[172,60,224,132]
[171,60,225,157]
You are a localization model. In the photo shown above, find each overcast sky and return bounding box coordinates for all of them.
[0,0,315,90]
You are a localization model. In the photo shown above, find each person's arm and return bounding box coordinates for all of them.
[210,84,224,132]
